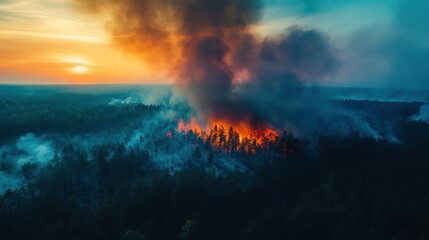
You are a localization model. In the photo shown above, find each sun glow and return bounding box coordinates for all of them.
[59,56,92,66]
[0,0,160,84]
[70,65,89,74]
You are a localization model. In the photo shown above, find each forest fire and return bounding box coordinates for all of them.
[177,118,279,145]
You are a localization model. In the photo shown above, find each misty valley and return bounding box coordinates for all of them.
[0,85,429,240]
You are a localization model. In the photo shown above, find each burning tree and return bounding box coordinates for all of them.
[177,119,303,165]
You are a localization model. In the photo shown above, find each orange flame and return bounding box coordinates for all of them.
[177,118,278,145]
[178,118,203,134]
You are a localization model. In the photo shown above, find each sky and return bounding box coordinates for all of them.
[0,0,428,88]
[0,0,160,84]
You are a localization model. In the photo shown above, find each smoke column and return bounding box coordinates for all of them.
[71,0,338,131]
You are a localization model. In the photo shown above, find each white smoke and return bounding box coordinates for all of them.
[412,104,429,122]
[15,133,55,167]
[109,96,141,105]
[0,133,55,194]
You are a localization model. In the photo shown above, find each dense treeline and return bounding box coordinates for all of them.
[1,89,429,240]
[1,120,429,240]
[0,93,162,142]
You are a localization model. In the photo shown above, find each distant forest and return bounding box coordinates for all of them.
[1,89,429,240]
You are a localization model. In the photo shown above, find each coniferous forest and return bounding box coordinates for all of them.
[1,86,429,240]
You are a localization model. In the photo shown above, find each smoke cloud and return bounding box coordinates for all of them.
[71,0,339,132]
[316,0,429,89]
[0,133,55,194]
[15,133,54,167]
[412,104,429,122]
[0,172,21,194]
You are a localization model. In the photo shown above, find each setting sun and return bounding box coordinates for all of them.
[71,65,89,74]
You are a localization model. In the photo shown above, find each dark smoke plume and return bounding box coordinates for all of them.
[71,0,339,130]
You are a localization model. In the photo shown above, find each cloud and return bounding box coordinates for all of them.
[70,0,424,140]
[71,0,343,133]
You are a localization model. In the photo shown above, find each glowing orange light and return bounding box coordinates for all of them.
[177,118,279,145]
[178,118,204,134]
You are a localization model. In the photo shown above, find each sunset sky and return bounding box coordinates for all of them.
[0,0,158,84]
[0,0,427,87]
